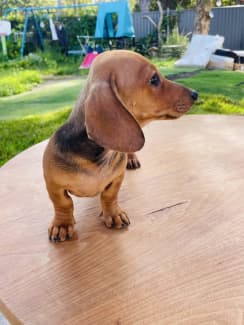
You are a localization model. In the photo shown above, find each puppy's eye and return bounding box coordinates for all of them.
[149,73,160,87]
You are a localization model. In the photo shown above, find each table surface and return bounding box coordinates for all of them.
[1,115,244,325]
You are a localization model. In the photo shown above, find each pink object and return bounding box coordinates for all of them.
[79,52,98,69]
[0,20,11,36]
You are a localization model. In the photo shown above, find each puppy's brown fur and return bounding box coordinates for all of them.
[43,50,197,241]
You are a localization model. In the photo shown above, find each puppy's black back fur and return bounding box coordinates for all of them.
[55,123,105,162]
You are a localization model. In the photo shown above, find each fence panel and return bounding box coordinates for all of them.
[132,11,160,39]
[210,6,244,50]
[132,6,244,50]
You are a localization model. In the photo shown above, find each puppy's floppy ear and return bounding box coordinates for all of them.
[84,80,145,153]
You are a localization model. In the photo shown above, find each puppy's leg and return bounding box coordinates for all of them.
[47,187,75,242]
[100,173,130,229]
[127,153,141,170]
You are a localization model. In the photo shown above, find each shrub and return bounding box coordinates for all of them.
[0,53,43,69]
[1,35,22,61]
[190,94,244,115]
[0,70,42,97]
[161,26,189,58]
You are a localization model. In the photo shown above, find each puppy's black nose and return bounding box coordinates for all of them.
[191,90,198,101]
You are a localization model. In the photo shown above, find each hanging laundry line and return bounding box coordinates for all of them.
[4,1,135,58]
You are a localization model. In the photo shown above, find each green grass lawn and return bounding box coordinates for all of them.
[178,70,244,101]
[0,108,71,166]
[0,58,244,166]
[0,78,85,120]
[178,70,244,115]
[153,58,199,76]
[0,74,85,165]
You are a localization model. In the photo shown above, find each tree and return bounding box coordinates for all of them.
[143,0,164,52]
[194,0,213,34]
[149,0,193,11]
[193,0,239,35]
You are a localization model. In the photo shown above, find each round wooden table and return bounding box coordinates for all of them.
[1,115,244,324]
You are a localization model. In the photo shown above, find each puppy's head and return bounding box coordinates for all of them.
[84,50,197,152]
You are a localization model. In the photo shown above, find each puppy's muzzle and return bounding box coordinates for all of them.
[175,89,198,114]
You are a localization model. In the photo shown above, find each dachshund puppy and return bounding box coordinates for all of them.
[43,50,198,242]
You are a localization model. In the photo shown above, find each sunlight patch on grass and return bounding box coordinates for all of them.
[0,108,71,166]
[0,78,84,120]
[190,94,244,115]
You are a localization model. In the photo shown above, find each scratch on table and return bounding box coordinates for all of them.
[149,201,188,215]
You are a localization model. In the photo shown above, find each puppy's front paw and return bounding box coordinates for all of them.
[48,220,74,242]
[101,209,130,229]
[127,153,141,169]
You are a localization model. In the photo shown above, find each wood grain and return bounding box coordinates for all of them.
[1,115,244,325]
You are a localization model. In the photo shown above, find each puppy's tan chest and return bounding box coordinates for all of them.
[67,152,127,197]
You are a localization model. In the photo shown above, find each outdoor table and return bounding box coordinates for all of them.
[1,115,244,324]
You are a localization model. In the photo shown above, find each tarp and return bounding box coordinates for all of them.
[175,34,225,68]
[95,1,135,38]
